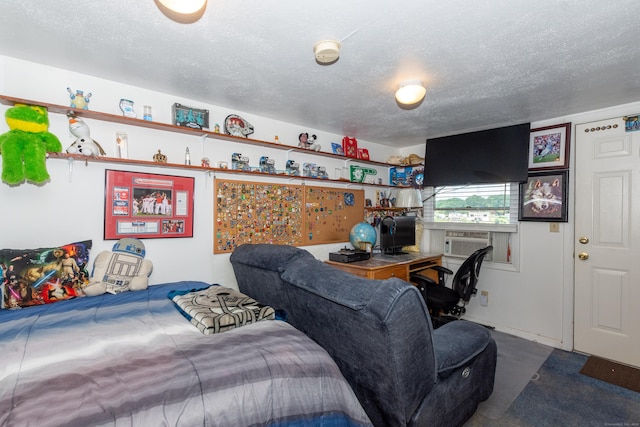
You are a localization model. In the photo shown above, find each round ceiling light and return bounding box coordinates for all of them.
[395,80,427,106]
[314,40,341,64]
[154,0,207,24]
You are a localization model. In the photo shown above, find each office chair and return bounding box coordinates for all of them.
[411,246,493,326]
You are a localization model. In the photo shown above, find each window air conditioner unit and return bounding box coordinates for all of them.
[444,230,491,258]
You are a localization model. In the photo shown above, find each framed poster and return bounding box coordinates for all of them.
[518,170,568,222]
[528,123,571,170]
[104,170,194,239]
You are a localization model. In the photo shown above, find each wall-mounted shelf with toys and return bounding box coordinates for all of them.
[0,94,419,187]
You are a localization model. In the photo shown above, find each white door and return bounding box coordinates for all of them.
[574,117,640,368]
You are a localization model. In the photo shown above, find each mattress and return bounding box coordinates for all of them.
[0,281,371,427]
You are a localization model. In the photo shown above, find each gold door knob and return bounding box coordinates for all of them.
[578,252,589,260]
[579,237,589,244]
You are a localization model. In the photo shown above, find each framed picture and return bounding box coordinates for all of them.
[528,123,571,170]
[104,170,194,239]
[519,170,568,222]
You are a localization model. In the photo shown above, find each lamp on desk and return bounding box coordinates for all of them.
[395,189,423,209]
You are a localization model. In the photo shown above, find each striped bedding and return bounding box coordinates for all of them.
[0,281,371,427]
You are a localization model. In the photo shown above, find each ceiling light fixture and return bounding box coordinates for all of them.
[154,0,207,24]
[395,80,426,106]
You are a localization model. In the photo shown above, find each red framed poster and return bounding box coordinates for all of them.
[104,170,194,239]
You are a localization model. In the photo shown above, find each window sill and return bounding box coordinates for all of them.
[422,222,518,233]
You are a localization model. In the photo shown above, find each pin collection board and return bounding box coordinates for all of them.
[213,179,364,253]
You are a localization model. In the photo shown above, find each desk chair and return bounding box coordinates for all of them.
[411,246,493,326]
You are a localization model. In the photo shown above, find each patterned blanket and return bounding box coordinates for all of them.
[169,284,275,334]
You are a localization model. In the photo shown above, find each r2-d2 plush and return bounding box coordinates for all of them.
[83,238,153,296]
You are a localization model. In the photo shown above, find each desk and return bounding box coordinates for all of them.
[325,252,442,282]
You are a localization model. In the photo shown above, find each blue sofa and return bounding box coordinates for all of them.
[230,244,497,427]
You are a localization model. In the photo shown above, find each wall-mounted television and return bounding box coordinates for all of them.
[379,216,416,255]
[423,123,530,186]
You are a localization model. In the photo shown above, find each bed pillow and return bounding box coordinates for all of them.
[1,240,92,309]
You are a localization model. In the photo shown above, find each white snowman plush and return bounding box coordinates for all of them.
[83,238,153,296]
[66,116,106,156]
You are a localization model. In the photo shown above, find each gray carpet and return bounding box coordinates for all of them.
[474,330,553,420]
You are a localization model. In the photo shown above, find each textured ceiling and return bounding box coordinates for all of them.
[0,0,639,148]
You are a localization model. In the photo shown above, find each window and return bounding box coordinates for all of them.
[424,183,519,224]
[421,183,521,267]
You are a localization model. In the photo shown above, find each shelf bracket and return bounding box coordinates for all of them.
[286,149,295,160]
[67,157,74,182]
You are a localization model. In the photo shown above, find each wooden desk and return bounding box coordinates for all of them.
[325,252,442,282]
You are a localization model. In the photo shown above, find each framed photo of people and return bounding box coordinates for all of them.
[528,123,571,170]
[104,170,194,239]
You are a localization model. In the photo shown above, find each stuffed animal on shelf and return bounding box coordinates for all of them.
[66,116,106,156]
[298,132,321,151]
[0,103,62,185]
[83,238,153,296]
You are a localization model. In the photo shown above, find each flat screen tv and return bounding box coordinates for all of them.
[379,216,416,255]
[423,123,530,186]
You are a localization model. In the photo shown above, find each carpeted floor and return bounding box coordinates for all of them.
[465,337,640,426]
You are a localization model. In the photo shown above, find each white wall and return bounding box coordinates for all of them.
[0,55,395,287]
[3,54,639,351]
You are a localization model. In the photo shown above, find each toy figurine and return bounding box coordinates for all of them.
[298,132,321,151]
[67,87,92,110]
[66,116,106,156]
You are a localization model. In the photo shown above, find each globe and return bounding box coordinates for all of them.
[350,221,377,251]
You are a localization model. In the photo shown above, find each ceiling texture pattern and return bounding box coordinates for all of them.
[0,0,639,147]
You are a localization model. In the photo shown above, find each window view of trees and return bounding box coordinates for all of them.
[433,185,511,224]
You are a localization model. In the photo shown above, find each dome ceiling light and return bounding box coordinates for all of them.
[154,0,207,24]
[395,80,426,106]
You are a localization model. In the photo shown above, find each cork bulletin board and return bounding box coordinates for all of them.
[214,179,364,253]
[302,185,365,245]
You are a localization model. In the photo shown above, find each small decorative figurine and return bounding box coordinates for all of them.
[67,87,92,110]
[274,135,280,144]
[201,157,210,167]
[214,123,220,133]
[298,132,321,151]
[185,147,191,165]
[66,116,106,156]
[153,149,167,163]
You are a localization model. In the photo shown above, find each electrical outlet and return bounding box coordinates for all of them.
[480,290,489,306]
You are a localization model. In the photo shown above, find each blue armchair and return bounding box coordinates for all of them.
[230,244,497,427]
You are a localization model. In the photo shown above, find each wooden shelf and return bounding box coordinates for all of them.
[48,152,397,187]
[0,94,392,167]
[1,94,414,188]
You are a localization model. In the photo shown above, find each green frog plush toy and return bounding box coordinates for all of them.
[0,103,62,185]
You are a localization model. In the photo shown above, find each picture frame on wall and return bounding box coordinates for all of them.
[518,170,569,222]
[104,170,194,239]
[528,123,571,170]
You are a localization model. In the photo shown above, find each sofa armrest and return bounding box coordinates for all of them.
[432,320,493,379]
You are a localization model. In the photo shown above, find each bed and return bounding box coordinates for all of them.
[0,281,372,427]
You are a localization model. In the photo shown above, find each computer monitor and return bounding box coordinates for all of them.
[379,216,416,255]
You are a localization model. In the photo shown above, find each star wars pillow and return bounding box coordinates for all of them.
[1,240,92,309]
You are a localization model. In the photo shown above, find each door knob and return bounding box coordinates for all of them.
[579,237,589,244]
[578,252,589,260]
